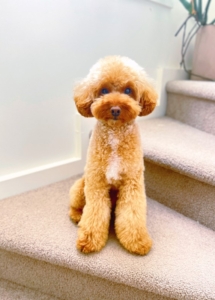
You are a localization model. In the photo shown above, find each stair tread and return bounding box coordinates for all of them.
[1,179,215,299]
[166,80,215,101]
[139,116,215,186]
[0,278,60,300]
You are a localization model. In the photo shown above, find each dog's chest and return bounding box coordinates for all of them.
[106,132,121,184]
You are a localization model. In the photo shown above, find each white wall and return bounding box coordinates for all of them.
[0,0,79,177]
[0,0,192,198]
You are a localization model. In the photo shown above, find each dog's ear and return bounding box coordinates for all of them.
[73,81,94,118]
[138,82,158,116]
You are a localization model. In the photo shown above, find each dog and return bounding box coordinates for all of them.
[69,56,158,255]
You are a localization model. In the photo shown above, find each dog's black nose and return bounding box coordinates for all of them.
[111,106,121,118]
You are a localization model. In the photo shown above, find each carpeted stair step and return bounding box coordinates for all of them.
[1,179,215,300]
[166,80,215,135]
[0,278,60,300]
[139,116,215,231]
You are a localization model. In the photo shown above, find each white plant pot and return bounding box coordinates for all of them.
[191,25,215,81]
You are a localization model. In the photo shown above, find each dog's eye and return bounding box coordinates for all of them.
[101,88,109,95]
[124,88,132,94]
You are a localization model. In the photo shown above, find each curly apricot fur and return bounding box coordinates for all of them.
[69,56,157,255]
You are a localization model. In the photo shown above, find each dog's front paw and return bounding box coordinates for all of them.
[77,229,106,253]
[118,231,152,255]
[127,233,152,255]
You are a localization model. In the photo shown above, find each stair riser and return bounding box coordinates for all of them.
[0,279,59,300]
[166,93,215,135]
[145,161,215,231]
[0,249,169,300]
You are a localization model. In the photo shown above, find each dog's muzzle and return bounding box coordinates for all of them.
[111,106,121,119]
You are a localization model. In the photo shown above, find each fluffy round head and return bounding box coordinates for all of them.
[73,56,158,125]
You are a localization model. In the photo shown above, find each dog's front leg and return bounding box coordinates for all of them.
[76,179,111,253]
[115,177,152,255]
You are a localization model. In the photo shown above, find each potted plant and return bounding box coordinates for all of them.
[176,0,215,81]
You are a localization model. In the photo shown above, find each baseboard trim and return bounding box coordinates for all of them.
[0,158,84,200]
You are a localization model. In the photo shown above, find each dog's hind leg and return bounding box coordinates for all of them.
[69,177,86,223]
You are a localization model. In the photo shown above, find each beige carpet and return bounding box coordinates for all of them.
[0,279,60,300]
[138,116,215,231]
[166,80,215,101]
[1,178,215,299]
[139,117,215,187]
[144,161,215,230]
[166,80,215,135]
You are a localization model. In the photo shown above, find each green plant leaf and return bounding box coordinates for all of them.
[179,0,192,13]
[203,0,212,25]
[196,0,202,23]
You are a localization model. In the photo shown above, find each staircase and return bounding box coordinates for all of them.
[0,80,215,300]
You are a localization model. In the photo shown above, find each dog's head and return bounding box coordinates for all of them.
[74,56,158,125]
